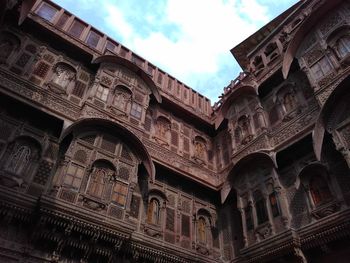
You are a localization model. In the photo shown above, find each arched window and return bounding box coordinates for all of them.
[197,217,207,243]
[147,198,160,225]
[113,85,132,111]
[252,55,264,71]
[237,115,251,140]
[269,191,280,217]
[87,161,115,199]
[5,137,40,177]
[88,168,106,198]
[337,36,350,58]
[51,63,76,89]
[6,145,31,175]
[310,175,332,206]
[234,127,242,144]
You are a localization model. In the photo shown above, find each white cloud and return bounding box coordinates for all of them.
[91,0,287,101]
[103,3,133,41]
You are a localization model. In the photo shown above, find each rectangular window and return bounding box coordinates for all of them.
[112,182,128,206]
[157,72,163,84]
[245,206,253,230]
[269,192,280,217]
[95,85,109,101]
[36,3,58,22]
[105,40,116,52]
[147,64,155,75]
[256,199,268,224]
[72,81,86,98]
[68,20,86,39]
[181,214,190,237]
[56,13,69,29]
[64,164,84,189]
[310,56,333,80]
[86,30,101,48]
[166,208,175,231]
[130,102,142,119]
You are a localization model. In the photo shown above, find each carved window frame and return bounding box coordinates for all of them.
[63,162,85,191]
[95,84,109,102]
[49,62,77,94]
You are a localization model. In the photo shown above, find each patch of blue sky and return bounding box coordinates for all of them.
[53,0,300,103]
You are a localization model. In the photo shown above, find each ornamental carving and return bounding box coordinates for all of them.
[311,201,341,219]
[196,244,210,255]
[255,223,272,241]
[319,12,343,35]
[318,72,337,90]
[304,48,324,66]
[272,106,318,146]
[80,195,107,211]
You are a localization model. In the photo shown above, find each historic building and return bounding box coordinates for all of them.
[0,0,350,262]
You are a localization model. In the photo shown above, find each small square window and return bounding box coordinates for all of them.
[68,20,86,39]
[64,164,84,190]
[105,40,116,52]
[86,31,101,48]
[36,3,58,22]
[130,102,142,119]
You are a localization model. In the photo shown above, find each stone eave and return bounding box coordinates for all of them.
[230,1,305,70]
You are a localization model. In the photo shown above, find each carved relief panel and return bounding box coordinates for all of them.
[55,131,139,220]
[226,95,264,152]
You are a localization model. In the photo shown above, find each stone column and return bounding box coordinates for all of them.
[333,132,350,167]
[263,192,275,235]
[274,186,290,229]
[238,196,248,247]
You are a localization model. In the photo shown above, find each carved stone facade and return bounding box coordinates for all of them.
[0,0,350,263]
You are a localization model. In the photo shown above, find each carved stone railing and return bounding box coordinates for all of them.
[270,103,319,148]
[0,68,80,120]
[142,139,219,187]
[27,12,213,122]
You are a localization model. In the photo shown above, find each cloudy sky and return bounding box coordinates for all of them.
[54,0,298,103]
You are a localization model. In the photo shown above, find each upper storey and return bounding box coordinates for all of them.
[28,0,212,120]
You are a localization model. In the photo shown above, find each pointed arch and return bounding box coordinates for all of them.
[92,55,162,103]
[282,0,343,79]
[214,85,257,129]
[60,118,155,181]
[313,74,350,160]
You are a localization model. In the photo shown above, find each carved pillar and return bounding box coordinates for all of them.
[88,78,100,101]
[263,192,275,235]
[274,186,290,228]
[333,132,350,167]
[256,106,267,130]
[304,185,316,211]
[125,182,137,218]
[293,247,308,263]
[249,191,257,230]
[261,53,268,67]
[275,38,284,54]
[326,46,340,71]
[237,196,248,247]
